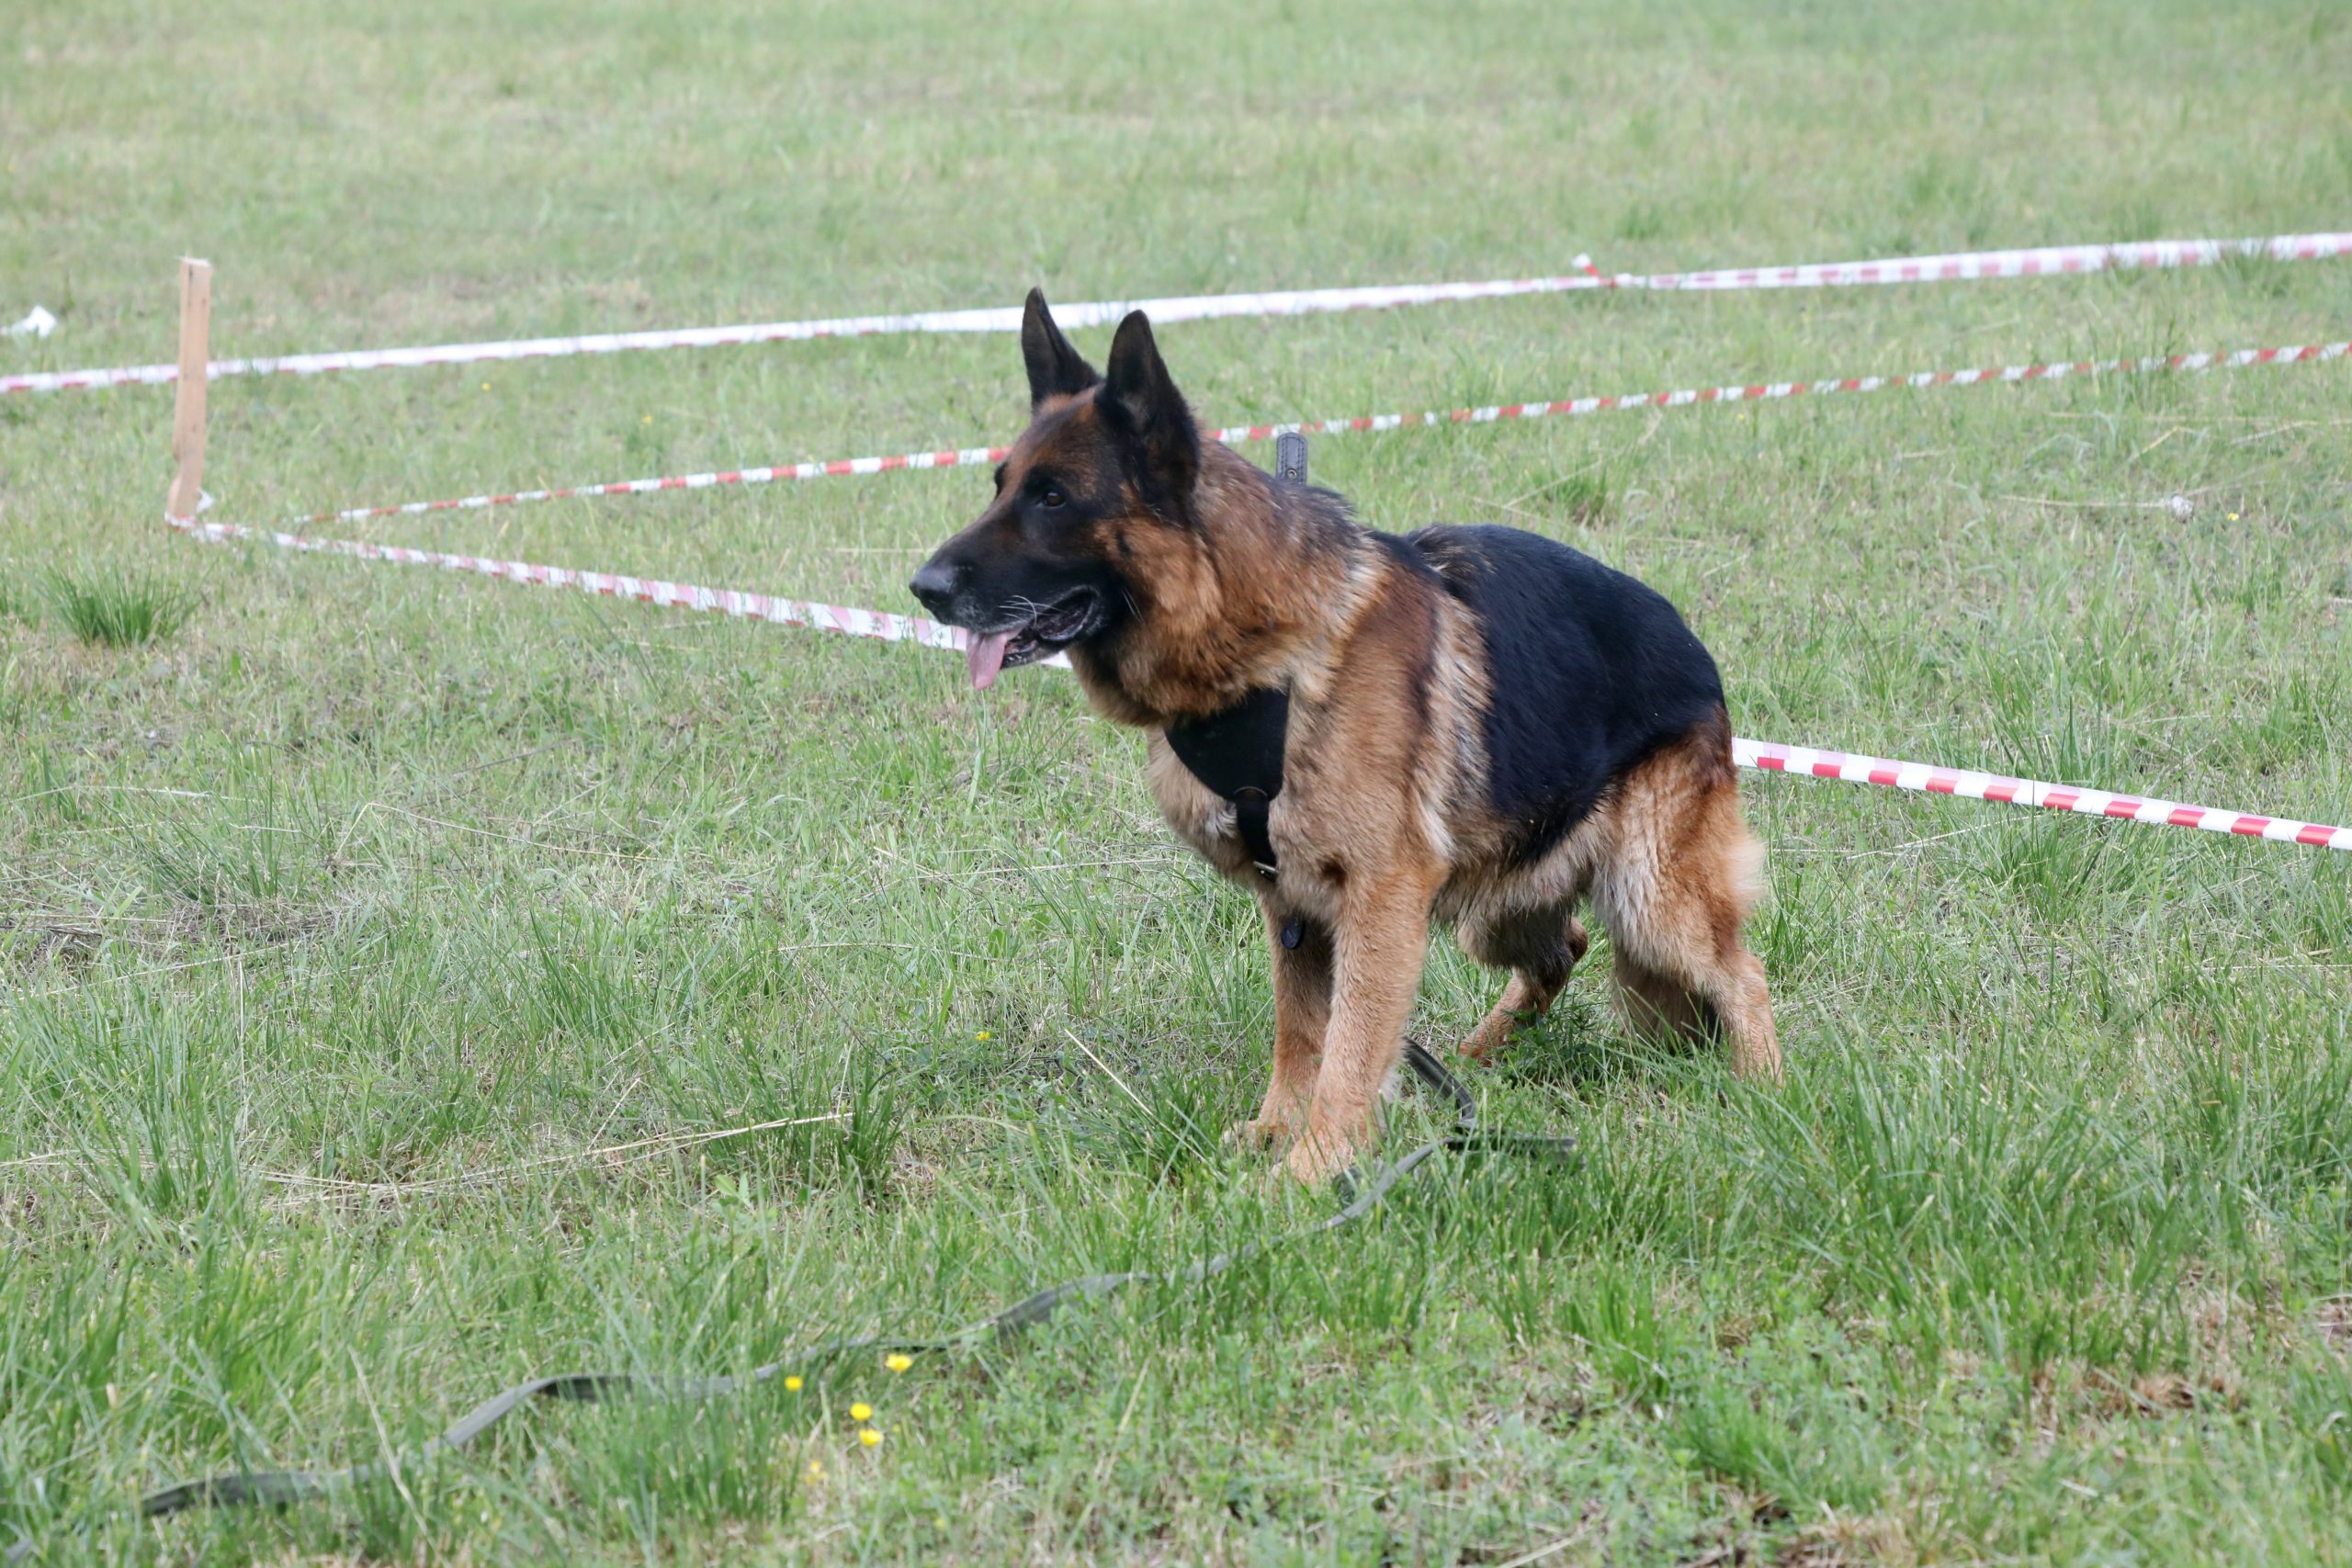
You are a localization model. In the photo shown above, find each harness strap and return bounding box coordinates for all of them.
[1164,685,1291,878]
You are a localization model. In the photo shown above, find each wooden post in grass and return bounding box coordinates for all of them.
[165,257,212,520]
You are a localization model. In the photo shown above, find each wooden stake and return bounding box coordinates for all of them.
[166,257,212,519]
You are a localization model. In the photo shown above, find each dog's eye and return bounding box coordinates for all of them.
[1039,488,1066,509]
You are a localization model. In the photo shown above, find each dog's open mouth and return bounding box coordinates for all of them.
[963,588,1101,691]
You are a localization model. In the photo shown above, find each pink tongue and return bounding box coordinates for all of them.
[965,629,1013,691]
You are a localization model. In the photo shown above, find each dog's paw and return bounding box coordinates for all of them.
[1456,1015,1510,1064]
[1459,1003,1545,1064]
[1223,1117,1297,1151]
[1282,1131,1361,1187]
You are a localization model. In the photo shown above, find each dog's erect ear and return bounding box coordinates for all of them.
[1021,289,1100,412]
[1098,310,1201,515]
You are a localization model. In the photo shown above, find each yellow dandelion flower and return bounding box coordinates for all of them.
[885,1353,913,1373]
[859,1427,883,1447]
[976,1031,993,1041]
[849,1402,873,1421]
[784,1375,803,1392]
[807,1461,824,1481]
[480,381,491,391]
[641,414,652,424]
[2228,512,2241,521]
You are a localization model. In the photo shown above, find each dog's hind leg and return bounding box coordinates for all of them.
[1613,944,1777,1079]
[1594,736,1781,1081]
[1611,954,1714,1039]
[1455,905,1588,1063]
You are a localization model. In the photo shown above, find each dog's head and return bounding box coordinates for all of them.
[910,291,1201,689]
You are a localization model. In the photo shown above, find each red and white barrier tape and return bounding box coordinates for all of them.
[15,259,1618,395]
[166,512,2350,855]
[1606,231,2352,291]
[288,338,2351,528]
[168,511,985,660]
[16,230,2350,395]
[1735,740,2350,852]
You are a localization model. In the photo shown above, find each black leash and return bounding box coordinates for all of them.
[5,1042,1569,1562]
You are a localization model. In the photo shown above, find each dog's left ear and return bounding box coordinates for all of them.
[1098,310,1201,517]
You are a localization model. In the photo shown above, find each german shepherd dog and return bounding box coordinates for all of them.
[911,293,1779,1182]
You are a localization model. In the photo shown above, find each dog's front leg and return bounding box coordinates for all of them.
[1287,864,1442,1184]
[1228,905,1331,1150]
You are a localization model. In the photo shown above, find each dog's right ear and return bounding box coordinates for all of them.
[1021,289,1100,412]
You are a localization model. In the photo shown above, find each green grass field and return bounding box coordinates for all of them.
[6,1,2352,1561]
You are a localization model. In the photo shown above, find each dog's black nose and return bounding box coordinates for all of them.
[909,558,963,615]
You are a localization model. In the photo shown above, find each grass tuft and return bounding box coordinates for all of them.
[41,568,195,648]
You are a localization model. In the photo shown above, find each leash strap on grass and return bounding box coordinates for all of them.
[6,1041,1570,1561]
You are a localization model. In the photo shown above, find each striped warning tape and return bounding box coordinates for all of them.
[165,513,2350,855]
[1734,741,2350,852]
[283,337,2351,529]
[14,230,2349,395]
[11,260,1614,396]
[1605,231,2352,291]
[168,511,983,659]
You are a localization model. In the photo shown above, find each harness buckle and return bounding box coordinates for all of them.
[1275,431,1308,485]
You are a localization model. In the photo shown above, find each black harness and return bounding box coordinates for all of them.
[1164,690,1310,953]
[1165,685,1292,881]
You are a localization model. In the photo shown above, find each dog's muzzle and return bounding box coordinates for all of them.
[908,560,1102,691]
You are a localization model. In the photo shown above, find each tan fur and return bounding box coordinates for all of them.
[1227,908,1331,1146]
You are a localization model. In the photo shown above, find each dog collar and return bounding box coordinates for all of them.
[1164,685,1291,881]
